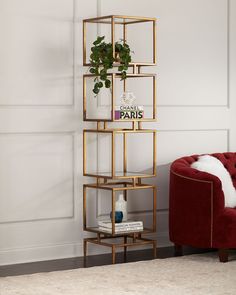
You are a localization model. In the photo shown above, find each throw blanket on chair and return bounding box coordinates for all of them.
[191,155,236,208]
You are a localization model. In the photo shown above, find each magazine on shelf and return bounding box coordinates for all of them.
[98,220,143,229]
[98,226,143,234]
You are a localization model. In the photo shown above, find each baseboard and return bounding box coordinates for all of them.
[0,231,171,266]
[0,242,84,266]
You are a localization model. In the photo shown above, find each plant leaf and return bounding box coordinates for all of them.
[105,79,111,88]
[93,87,100,94]
[89,68,96,74]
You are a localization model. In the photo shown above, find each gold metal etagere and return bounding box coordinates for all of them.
[83,73,157,122]
[83,15,157,265]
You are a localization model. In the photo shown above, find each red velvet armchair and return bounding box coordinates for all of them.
[169,152,236,262]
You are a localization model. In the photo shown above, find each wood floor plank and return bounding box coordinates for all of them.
[0,246,214,277]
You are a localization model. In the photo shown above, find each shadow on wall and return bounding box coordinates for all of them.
[126,163,172,236]
[135,162,172,210]
[156,163,171,209]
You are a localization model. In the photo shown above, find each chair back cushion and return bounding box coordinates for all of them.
[171,152,236,189]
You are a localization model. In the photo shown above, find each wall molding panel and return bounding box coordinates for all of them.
[0,132,75,225]
[0,0,75,107]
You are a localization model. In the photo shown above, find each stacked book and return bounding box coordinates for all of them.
[98,220,143,234]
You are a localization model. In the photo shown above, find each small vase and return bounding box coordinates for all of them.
[110,211,123,223]
[115,193,128,221]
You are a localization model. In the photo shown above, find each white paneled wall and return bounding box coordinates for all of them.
[0,0,235,265]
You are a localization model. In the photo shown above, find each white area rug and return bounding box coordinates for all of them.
[1,253,236,295]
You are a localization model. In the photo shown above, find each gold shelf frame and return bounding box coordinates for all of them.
[83,15,156,67]
[83,129,156,180]
[83,182,157,236]
[82,15,157,265]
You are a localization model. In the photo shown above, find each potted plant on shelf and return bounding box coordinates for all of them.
[89,36,132,95]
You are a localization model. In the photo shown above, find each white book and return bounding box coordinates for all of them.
[98,220,143,229]
[99,226,143,233]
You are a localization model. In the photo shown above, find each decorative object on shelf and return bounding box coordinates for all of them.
[98,226,143,234]
[110,211,123,223]
[115,91,144,120]
[98,220,143,233]
[115,105,144,120]
[83,15,157,265]
[98,219,143,228]
[89,36,132,95]
[115,193,128,221]
[120,91,136,105]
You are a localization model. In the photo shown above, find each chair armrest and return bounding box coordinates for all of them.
[169,165,225,248]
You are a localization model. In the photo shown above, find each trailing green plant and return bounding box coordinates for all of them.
[89,36,132,95]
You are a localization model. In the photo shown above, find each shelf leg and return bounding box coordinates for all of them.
[83,239,87,267]
[112,245,116,264]
[124,236,127,262]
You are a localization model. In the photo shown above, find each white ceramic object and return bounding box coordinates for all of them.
[120,91,136,105]
[115,193,128,221]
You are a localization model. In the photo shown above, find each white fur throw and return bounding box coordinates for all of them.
[191,155,236,208]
